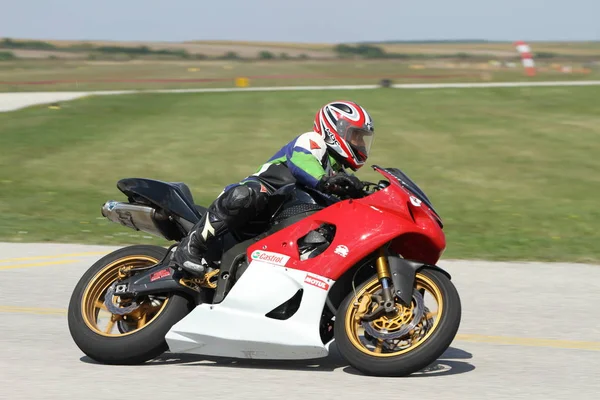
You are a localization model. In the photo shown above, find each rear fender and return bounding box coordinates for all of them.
[117,178,201,224]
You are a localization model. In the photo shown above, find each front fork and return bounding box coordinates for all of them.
[376,247,398,313]
[354,247,398,322]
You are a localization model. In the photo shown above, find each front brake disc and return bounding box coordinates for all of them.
[361,289,425,340]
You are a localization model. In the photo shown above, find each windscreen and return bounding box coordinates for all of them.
[381,167,442,225]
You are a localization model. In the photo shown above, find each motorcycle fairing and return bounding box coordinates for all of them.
[165,261,334,360]
[165,166,445,359]
[243,176,446,281]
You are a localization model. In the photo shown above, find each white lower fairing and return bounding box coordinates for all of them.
[165,261,335,360]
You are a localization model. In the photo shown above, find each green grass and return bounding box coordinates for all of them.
[1,58,598,92]
[1,87,599,263]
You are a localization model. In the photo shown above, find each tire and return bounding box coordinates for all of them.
[334,268,461,377]
[67,244,193,365]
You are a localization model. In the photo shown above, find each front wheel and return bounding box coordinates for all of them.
[334,268,461,376]
[67,245,193,364]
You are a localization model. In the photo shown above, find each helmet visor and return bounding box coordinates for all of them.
[343,127,374,162]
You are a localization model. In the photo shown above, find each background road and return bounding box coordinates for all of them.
[1,242,599,399]
[2,80,600,112]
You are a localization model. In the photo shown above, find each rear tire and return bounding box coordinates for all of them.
[334,268,461,377]
[67,245,193,365]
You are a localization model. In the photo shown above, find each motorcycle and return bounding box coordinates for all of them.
[67,165,461,377]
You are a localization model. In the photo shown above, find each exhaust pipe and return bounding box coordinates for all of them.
[101,201,170,239]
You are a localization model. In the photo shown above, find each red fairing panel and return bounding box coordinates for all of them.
[246,177,446,281]
[374,168,446,265]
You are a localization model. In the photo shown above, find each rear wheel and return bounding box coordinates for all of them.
[67,245,193,364]
[334,268,461,376]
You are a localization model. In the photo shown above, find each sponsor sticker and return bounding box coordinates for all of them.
[150,268,171,282]
[410,196,422,207]
[251,250,290,266]
[334,245,349,258]
[304,274,330,290]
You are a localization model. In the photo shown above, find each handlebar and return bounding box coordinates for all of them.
[336,180,389,200]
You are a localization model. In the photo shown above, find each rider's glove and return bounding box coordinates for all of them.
[317,173,363,197]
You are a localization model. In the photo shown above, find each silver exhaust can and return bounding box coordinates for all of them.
[101,201,169,239]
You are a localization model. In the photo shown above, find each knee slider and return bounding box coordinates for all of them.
[216,185,255,217]
[228,185,254,209]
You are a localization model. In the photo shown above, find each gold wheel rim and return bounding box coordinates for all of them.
[81,255,170,337]
[345,273,444,357]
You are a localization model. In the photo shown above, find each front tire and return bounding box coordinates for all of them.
[67,245,193,365]
[334,268,461,377]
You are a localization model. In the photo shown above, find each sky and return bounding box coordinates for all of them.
[1,0,599,43]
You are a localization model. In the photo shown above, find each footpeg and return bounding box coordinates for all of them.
[182,260,206,277]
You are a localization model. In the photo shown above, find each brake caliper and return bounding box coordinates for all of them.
[104,282,140,315]
[354,293,372,322]
[361,289,426,340]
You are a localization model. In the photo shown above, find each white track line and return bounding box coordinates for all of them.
[1,80,599,112]
[391,80,600,89]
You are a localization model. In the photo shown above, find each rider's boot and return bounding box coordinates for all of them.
[172,180,269,277]
[172,210,228,277]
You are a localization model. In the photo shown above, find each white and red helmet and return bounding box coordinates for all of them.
[313,100,375,170]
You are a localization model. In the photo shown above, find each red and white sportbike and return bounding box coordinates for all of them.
[68,165,461,377]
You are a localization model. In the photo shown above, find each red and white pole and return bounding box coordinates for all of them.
[514,41,536,77]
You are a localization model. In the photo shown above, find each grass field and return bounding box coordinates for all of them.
[1,58,598,93]
[1,39,598,92]
[0,87,599,263]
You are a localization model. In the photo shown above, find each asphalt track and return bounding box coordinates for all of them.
[1,242,598,399]
[2,80,600,112]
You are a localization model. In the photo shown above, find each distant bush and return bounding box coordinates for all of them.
[334,44,355,56]
[333,43,510,60]
[362,46,387,59]
[279,52,290,60]
[1,38,56,50]
[68,43,96,51]
[363,39,491,44]
[88,45,191,59]
[259,51,275,60]
[0,51,16,61]
[95,45,144,54]
[0,39,197,59]
[334,44,386,58]
[384,53,411,59]
[86,52,136,61]
[220,51,241,60]
[172,49,191,59]
[296,53,310,60]
[535,52,558,59]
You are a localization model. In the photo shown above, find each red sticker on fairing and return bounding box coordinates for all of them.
[304,274,330,290]
[150,268,171,282]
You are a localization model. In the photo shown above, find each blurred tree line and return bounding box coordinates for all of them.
[0,38,589,62]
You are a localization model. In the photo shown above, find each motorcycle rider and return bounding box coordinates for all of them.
[172,100,375,276]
